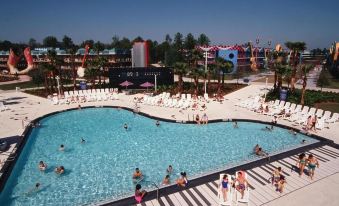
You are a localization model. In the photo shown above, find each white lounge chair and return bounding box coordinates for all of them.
[235,171,250,205]
[308,107,316,116]
[326,113,339,123]
[218,173,233,206]
[315,109,324,118]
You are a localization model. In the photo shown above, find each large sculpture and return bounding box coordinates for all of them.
[7,47,34,75]
[76,44,90,77]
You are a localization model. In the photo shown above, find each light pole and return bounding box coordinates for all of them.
[99,66,103,89]
[154,74,157,92]
[256,37,260,66]
[204,50,208,95]
[56,76,60,97]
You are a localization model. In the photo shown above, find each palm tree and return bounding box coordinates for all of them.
[173,62,188,93]
[190,49,203,94]
[68,46,78,91]
[285,41,306,91]
[84,66,99,90]
[215,57,233,92]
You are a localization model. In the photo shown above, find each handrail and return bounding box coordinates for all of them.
[145,180,160,200]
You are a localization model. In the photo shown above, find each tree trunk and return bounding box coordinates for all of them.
[178,74,183,92]
[44,74,49,95]
[217,72,221,93]
[300,76,307,105]
[278,75,283,89]
[194,76,199,95]
[72,55,76,91]
[273,69,277,90]
[290,65,297,92]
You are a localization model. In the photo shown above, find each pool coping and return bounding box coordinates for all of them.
[0,106,336,205]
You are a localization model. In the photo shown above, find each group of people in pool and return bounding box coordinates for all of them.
[133,165,188,203]
[296,153,319,180]
[123,120,161,131]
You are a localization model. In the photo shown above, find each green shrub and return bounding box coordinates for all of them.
[266,89,339,106]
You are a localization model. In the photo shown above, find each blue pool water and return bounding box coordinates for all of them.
[0,108,317,205]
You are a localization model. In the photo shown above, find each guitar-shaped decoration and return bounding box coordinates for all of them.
[7,47,34,75]
[250,42,258,71]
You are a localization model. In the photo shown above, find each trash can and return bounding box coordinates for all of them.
[280,89,288,101]
[80,81,87,90]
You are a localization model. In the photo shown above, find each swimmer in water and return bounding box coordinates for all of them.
[156,120,160,127]
[124,123,128,130]
[59,144,65,151]
[166,165,173,174]
[81,138,86,143]
[38,161,47,171]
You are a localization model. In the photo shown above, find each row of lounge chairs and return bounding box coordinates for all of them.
[142,92,209,110]
[236,97,339,130]
[49,88,119,105]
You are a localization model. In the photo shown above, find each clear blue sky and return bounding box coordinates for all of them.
[0,0,338,49]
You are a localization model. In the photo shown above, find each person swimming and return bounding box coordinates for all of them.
[166,165,173,174]
[38,161,47,171]
[233,121,238,128]
[162,175,170,185]
[124,123,128,131]
[156,121,160,127]
[59,144,65,151]
[261,126,272,131]
[176,172,188,187]
[81,138,86,143]
[55,166,65,175]
[133,168,143,180]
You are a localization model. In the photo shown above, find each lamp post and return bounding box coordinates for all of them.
[267,40,272,70]
[99,66,103,89]
[56,76,60,97]
[154,74,157,92]
[256,37,260,66]
[204,50,208,95]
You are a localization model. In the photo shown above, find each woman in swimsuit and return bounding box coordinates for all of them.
[195,114,200,124]
[277,175,286,193]
[221,174,229,202]
[135,184,147,203]
[176,172,188,187]
[271,167,282,185]
[296,153,307,177]
[235,171,248,199]
[307,154,319,180]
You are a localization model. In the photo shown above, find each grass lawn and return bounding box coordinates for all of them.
[0,81,39,90]
[318,69,339,89]
[315,102,339,113]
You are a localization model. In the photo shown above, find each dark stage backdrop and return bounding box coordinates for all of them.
[108,67,174,89]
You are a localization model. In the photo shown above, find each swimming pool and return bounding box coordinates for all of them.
[0,108,317,205]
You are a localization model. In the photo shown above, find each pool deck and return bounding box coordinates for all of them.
[1,84,339,206]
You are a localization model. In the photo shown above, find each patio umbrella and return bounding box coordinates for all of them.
[120,80,134,89]
[140,81,154,91]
